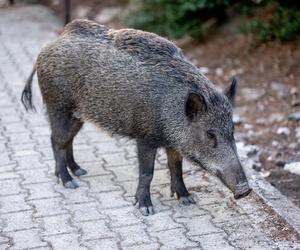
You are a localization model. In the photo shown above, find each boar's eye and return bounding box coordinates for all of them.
[206,130,217,148]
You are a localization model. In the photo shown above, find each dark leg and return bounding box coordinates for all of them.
[9,0,14,5]
[135,139,157,216]
[49,112,85,188]
[166,148,195,205]
[66,138,87,176]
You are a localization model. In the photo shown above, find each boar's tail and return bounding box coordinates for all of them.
[21,66,36,112]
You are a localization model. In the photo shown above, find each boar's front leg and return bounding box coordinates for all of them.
[135,139,157,216]
[166,148,195,205]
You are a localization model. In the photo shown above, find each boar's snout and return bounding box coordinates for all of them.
[233,182,252,200]
[216,159,252,200]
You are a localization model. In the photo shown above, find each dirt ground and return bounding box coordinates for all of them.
[27,0,300,208]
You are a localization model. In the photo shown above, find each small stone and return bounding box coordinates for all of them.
[256,118,268,125]
[268,113,284,123]
[233,113,242,125]
[215,67,223,76]
[291,97,300,107]
[290,87,298,95]
[243,123,253,130]
[295,127,300,139]
[275,160,285,168]
[246,145,260,157]
[198,67,209,74]
[272,140,279,147]
[252,163,262,172]
[284,162,300,175]
[289,143,297,149]
[288,112,300,121]
[241,88,265,101]
[276,127,290,136]
[260,170,271,178]
[229,68,244,77]
[271,82,289,98]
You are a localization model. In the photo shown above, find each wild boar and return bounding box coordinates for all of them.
[21,19,251,215]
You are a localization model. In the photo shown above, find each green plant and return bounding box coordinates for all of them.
[240,2,300,41]
[124,0,231,40]
[125,0,300,41]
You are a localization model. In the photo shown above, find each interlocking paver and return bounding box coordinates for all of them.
[0,4,299,250]
[43,233,86,250]
[31,197,67,218]
[0,194,31,214]
[78,220,117,241]
[40,214,77,236]
[6,228,48,250]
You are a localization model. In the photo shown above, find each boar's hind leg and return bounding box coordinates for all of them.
[166,148,195,205]
[50,112,84,189]
[135,139,157,216]
[66,137,87,176]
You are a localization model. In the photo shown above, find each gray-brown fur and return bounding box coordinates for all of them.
[22,19,251,215]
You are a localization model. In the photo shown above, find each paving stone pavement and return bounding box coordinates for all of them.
[0,5,300,250]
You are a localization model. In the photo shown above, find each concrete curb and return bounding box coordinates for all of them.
[238,142,300,235]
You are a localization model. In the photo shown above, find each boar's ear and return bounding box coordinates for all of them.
[185,92,207,121]
[224,77,237,104]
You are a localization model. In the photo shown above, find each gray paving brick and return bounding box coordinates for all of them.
[0,211,36,232]
[0,153,11,165]
[115,224,152,247]
[30,197,67,218]
[14,156,46,170]
[190,232,235,250]
[82,238,119,250]
[84,175,121,193]
[18,168,51,185]
[103,206,141,228]
[80,161,110,176]
[95,191,131,209]
[26,182,60,200]
[55,185,95,205]
[6,229,48,250]
[150,228,199,249]
[4,123,28,134]
[0,170,19,180]
[0,194,31,213]
[123,243,160,250]
[66,202,106,222]
[0,178,23,196]
[108,165,138,182]
[175,215,223,236]
[146,211,182,232]
[8,132,34,145]
[102,153,135,167]
[43,233,85,250]
[40,214,77,236]
[77,220,116,241]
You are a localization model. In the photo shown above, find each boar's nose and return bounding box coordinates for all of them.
[233,182,252,199]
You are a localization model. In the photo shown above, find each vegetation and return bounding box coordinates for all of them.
[124,0,300,41]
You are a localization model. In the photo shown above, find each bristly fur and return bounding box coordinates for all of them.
[31,19,232,150]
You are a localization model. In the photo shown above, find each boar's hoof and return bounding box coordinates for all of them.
[73,168,87,176]
[179,195,196,206]
[140,206,155,216]
[64,180,79,189]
